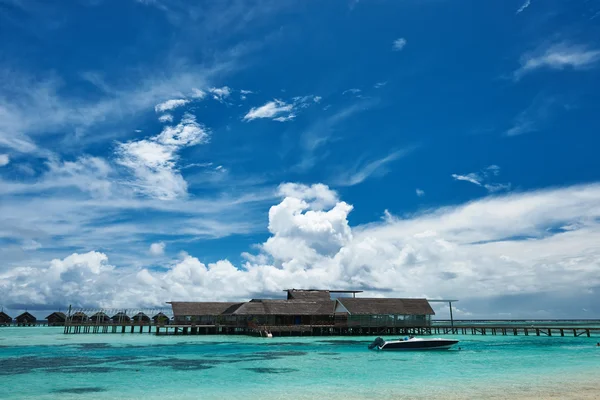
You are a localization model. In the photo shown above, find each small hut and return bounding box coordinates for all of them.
[111,312,131,324]
[46,312,66,326]
[0,311,12,326]
[90,312,110,324]
[152,312,170,325]
[16,312,37,326]
[70,311,89,322]
[132,312,151,324]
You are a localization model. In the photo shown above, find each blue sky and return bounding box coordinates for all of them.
[1,0,600,318]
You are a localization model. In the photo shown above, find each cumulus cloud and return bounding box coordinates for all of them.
[392,38,407,51]
[0,154,9,166]
[209,86,232,102]
[154,99,190,113]
[158,114,174,123]
[243,100,294,121]
[150,242,166,256]
[452,165,510,193]
[515,42,600,79]
[116,113,209,200]
[4,182,600,318]
[190,88,206,99]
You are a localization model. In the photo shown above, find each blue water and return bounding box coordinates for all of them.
[1,327,599,399]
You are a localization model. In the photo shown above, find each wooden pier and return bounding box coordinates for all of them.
[61,323,600,337]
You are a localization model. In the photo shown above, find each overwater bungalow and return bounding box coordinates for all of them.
[90,312,110,323]
[152,312,170,325]
[112,312,131,324]
[70,311,89,322]
[132,312,151,324]
[46,312,67,326]
[16,311,37,326]
[0,311,12,326]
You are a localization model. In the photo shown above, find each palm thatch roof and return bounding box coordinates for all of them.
[111,312,131,322]
[169,302,244,317]
[46,312,66,321]
[335,298,434,315]
[16,311,36,322]
[286,289,331,301]
[152,312,169,321]
[70,311,89,321]
[232,300,335,316]
[132,312,150,322]
[90,312,110,322]
[0,311,12,323]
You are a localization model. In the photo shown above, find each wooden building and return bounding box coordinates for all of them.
[132,312,151,324]
[112,312,131,324]
[70,311,89,322]
[168,289,435,333]
[152,312,170,325]
[16,311,37,326]
[0,311,12,326]
[90,312,110,323]
[46,312,67,326]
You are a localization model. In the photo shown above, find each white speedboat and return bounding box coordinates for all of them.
[368,336,459,351]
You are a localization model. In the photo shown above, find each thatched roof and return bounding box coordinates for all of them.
[336,298,434,316]
[286,289,331,301]
[232,300,335,316]
[16,311,37,322]
[46,312,66,320]
[111,312,131,321]
[169,302,244,317]
[90,312,110,321]
[132,312,150,321]
[0,311,12,321]
[71,311,89,320]
[152,312,169,320]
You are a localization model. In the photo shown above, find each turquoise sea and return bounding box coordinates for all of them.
[1,327,599,399]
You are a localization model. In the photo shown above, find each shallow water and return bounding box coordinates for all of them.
[1,327,599,399]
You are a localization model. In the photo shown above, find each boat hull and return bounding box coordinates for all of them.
[376,339,459,351]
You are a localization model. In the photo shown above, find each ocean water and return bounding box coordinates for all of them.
[1,327,599,399]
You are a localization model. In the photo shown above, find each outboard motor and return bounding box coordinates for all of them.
[368,337,385,350]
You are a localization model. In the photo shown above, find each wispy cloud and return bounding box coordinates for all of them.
[190,88,206,99]
[154,98,189,113]
[416,188,425,197]
[158,114,174,123]
[392,37,407,51]
[343,88,361,95]
[515,42,600,79]
[374,81,387,89]
[334,147,417,186]
[243,100,294,121]
[516,0,531,14]
[452,165,510,193]
[505,97,555,137]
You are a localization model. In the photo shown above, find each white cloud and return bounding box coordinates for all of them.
[505,97,554,136]
[313,96,322,103]
[0,154,9,167]
[116,113,209,200]
[374,82,388,88]
[158,114,174,123]
[334,148,416,186]
[452,165,510,193]
[190,88,206,99]
[392,38,407,51]
[516,0,531,14]
[273,114,296,122]
[416,189,425,197]
[150,242,166,256]
[342,88,361,95]
[21,240,42,251]
[515,43,600,79]
[240,90,253,95]
[209,86,232,102]
[154,98,190,113]
[243,100,294,121]
[4,182,600,318]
